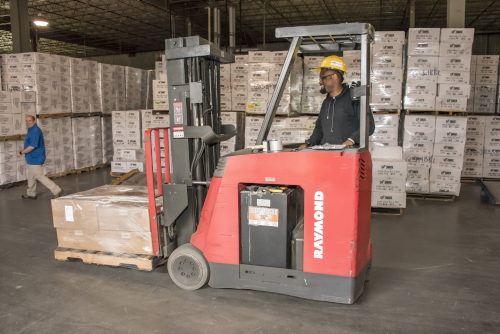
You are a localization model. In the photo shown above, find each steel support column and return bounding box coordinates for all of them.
[214,7,221,47]
[409,0,415,28]
[447,0,466,28]
[9,0,31,53]
[228,6,236,53]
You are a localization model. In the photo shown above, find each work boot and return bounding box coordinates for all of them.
[53,190,63,199]
[22,194,37,200]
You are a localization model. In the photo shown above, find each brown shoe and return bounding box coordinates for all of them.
[22,194,37,200]
[53,190,63,199]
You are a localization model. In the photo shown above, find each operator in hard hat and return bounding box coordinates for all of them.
[299,55,375,149]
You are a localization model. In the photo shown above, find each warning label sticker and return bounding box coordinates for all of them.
[249,206,279,227]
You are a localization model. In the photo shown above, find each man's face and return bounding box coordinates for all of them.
[25,117,36,129]
[319,68,338,94]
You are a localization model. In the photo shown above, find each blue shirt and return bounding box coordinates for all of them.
[24,124,46,165]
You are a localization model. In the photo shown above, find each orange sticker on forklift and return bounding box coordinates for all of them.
[249,207,279,227]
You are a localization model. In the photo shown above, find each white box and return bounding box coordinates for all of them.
[371,82,402,97]
[407,56,439,70]
[111,161,127,173]
[403,142,434,156]
[438,55,471,72]
[486,116,500,126]
[406,180,430,193]
[371,69,403,83]
[440,28,474,42]
[432,156,464,171]
[473,102,496,114]
[374,31,406,44]
[370,95,401,109]
[433,142,465,158]
[476,55,499,65]
[435,97,468,111]
[430,168,462,183]
[475,74,497,85]
[372,160,408,178]
[372,43,403,57]
[463,156,483,168]
[439,42,472,56]
[408,28,441,42]
[434,129,466,144]
[372,177,406,193]
[248,51,270,63]
[370,128,398,142]
[407,167,430,181]
[405,82,437,97]
[404,115,436,129]
[475,91,496,104]
[482,167,500,178]
[484,157,500,168]
[234,55,248,63]
[407,42,440,56]
[373,115,399,128]
[438,71,470,84]
[404,127,435,143]
[467,115,486,127]
[406,69,439,83]
[127,162,145,172]
[476,65,498,75]
[403,154,433,168]
[371,191,406,208]
[269,51,288,63]
[437,84,471,98]
[461,166,482,177]
[430,181,461,196]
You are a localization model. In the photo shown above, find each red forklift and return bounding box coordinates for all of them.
[145,23,373,304]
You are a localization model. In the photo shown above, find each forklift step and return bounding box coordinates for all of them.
[54,247,162,271]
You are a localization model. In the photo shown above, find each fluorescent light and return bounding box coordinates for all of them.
[33,20,48,27]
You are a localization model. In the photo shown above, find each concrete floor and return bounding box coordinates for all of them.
[1,168,499,334]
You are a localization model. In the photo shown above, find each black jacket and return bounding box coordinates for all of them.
[307,84,375,146]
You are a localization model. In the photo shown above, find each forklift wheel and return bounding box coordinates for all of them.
[167,243,210,291]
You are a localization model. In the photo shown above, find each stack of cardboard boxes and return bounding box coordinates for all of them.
[463,115,487,178]
[0,140,25,185]
[483,116,500,178]
[38,117,75,174]
[405,28,441,110]
[370,31,405,111]
[152,79,168,111]
[101,117,113,163]
[371,114,400,149]
[72,116,102,169]
[435,28,474,112]
[111,110,146,173]
[371,147,407,209]
[52,185,154,256]
[0,91,28,136]
[470,55,499,114]
[301,56,324,115]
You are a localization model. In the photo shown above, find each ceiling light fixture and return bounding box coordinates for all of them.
[33,13,48,27]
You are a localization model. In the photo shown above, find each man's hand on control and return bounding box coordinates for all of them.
[342,140,355,146]
[16,151,22,157]
[298,144,307,150]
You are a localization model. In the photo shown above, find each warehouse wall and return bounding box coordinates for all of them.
[471,34,500,55]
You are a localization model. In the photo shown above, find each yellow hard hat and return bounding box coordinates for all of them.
[316,55,347,74]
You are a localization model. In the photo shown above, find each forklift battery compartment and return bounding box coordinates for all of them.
[240,186,301,269]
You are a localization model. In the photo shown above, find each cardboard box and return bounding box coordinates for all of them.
[439,42,472,56]
[402,142,434,156]
[373,115,399,128]
[430,168,462,183]
[434,129,466,144]
[370,128,398,142]
[51,197,99,231]
[461,167,482,177]
[374,31,405,44]
[486,116,500,126]
[371,69,403,83]
[482,167,500,178]
[407,42,440,56]
[407,56,439,70]
[407,167,430,181]
[430,181,461,196]
[405,83,437,97]
[473,102,496,114]
[432,156,464,170]
[475,91,496,104]
[475,74,498,85]
[476,55,499,65]
[467,115,486,127]
[372,177,406,193]
[435,117,468,132]
[440,28,474,42]
[406,69,439,83]
[404,115,436,129]
[269,51,288,63]
[438,55,471,72]
[438,71,470,84]
[370,95,401,109]
[435,97,467,111]
[405,180,430,193]
[408,28,441,42]
[372,43,403,57]
[111,161,127,173]
[403,154,433,168]
[371,82,402,97]
[476,65,498,75]
[433,143,465,158]
[371,191,406,208]
[484,157,500,168]
[463,156,483,168]
[437,84,471,98]
[372,160,408,178]
[248,51,270,63]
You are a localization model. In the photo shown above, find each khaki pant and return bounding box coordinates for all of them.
[26,164,62,197]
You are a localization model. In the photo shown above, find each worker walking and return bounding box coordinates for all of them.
[299,56,375,149]
[17,115,62,200]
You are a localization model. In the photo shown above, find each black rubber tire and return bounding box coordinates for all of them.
[167,243,210,291]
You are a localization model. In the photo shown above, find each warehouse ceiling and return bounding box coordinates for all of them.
[0,0,499,57]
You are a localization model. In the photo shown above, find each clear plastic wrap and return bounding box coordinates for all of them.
[435,97,467,111]
[406,166,430,181]
[406,180,430,193]
[403,142,434,156]
[430,181,461,196]
[407,42,440,56]
[373,114,399,128]
[52,185,159,255]
[462,167,482,177]
[404,96,436,110]
[406,56,439,70]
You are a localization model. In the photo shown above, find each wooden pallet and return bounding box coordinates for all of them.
[46,169,78,179]
[71,112,102,118]
[371,108,401,115]
[75,167,91,174]
[101,113,112,118]
[152,109,169,115]
[0,180,26,190]
[54,247,160,271]
[405,110,467,117]
[0,134,26,142]
[109,169,140,185]
[407,192,456,201]
[467,112,499,116]
[37,113,73,119]
[461,177,478,183]
[90,162,110,171]
[371,207,403,215]
[483,177,500,182]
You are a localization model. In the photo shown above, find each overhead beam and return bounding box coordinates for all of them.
[9,0,31,53]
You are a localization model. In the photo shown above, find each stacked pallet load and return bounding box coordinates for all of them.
[404,28,441,111]
[463,115,486,178]
[0,91,27,136]
[52,185,156,271]
[473,55,499,114]
[220,64,231,111]
[483,116,500,178]
[371,146,407,212]
[230,55,248,112]
[140,109,170,175]
[101,117,113,163]
[403,115,435,194]
[343,50,362,87]
[220,111,245,156]
[435,28,474,113]
[0,140,25,185]
[111,110,145,174]
[72,116,102,169]
[301,56,323,115]
[37,117,75,174]
[370,31,405,112]
[152,77,168,111]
